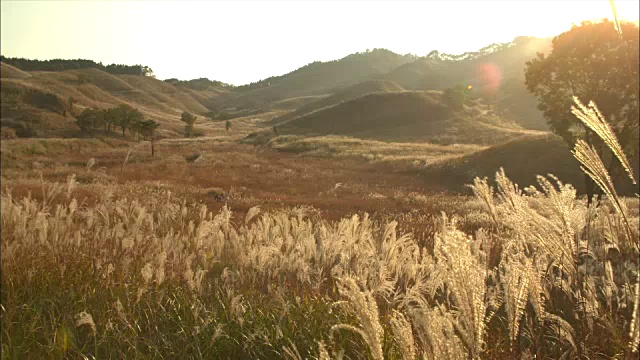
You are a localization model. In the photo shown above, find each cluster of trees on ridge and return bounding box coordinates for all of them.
[0,56,155,77]
[163,77,233,90]
[75,104,160,156]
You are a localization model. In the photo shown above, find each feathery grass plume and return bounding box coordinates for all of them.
[121,148,132,172]
[74,311,96,335]
[501,254,531,350]
[433,214,491,357]
[389,309,416,360]
[245,205,261,225]
[572,140,635,244]
[316,341,331,360]
[409,305,467,360]
[571,97,637,184]
[66,174,77,199]
[331,277,384,360]
[468,176,498,226]
[141,262,153,284]
[86,157,96,172]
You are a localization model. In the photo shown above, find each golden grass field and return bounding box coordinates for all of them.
[1,28,639,358]
[2,98,639,358]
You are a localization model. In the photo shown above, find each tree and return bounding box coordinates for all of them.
[116,104,144,137]
[76,108,104,137]
[225,120,231,133]
[442,85,471,110]
[139,119,160,156]
[101,108,119,134]
[180,111,197,137]
[524,19,639,200]
[129,119,144,141]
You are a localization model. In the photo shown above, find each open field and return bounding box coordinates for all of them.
[2,128,639,359]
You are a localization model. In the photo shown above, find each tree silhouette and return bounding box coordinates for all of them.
[139,119,161,156]
[116,104,143,137]
[76,108,104,138]
[525,19,639,200]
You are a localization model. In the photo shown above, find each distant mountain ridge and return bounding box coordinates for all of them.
[425,41,517,62]
[1,36,553,136]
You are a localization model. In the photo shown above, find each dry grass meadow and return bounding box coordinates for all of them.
[1,11,639,358]
[2,96,639,359]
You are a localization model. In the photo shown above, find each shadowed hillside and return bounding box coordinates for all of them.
[422,133,639,195]
[382,37,552,130]
[278,91,543,144]
[268,79,404,126]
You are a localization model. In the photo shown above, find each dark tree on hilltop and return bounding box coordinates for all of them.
[525,19,639,200]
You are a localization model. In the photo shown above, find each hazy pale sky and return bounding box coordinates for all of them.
[1,0,638,85]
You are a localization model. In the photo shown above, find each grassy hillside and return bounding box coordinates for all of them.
[268,79,404,126]
[0,65,236,137]
[422,133,639,195]
[278,90,544,144]
[229,49,417,107]
[0,63,31,79]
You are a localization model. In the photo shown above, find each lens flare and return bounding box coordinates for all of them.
[476,63,502,96]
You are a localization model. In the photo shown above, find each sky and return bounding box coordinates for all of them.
[1,0,639,86]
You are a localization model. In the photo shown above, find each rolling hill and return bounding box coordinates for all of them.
[268,79,404,126]
[0,63,235,136]
[228,49,417,107]
[277,90,543,144]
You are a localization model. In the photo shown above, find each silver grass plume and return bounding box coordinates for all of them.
[571,97,636,184]
[331,277,384,360]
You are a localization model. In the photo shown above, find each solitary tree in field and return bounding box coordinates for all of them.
[225,120,231,133]
[139,119,160,156]
[180,111,197,137]
[525,19,639,200]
